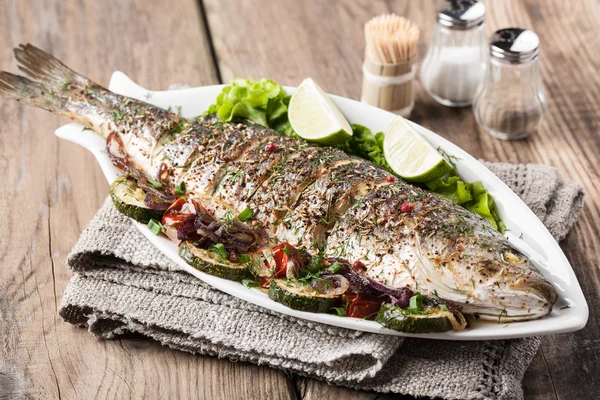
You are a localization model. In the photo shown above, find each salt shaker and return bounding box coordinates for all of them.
[420,0,487,107]
[473,28,546,140]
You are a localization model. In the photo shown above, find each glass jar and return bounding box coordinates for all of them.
[420,0,487,107]
[473,28,546,140]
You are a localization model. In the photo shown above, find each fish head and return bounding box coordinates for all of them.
[417,232,558,322]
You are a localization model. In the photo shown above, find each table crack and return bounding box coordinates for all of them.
[197,0,223,83]
[540,347,559,400]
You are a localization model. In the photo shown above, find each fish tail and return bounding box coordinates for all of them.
[0,44,104,122]
[13,43,83,88]
[0,71,60,112]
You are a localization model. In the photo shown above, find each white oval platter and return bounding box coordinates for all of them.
[54,71,588,340]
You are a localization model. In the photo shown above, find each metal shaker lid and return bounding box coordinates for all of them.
[490,28,540,63]
[438,0,486,30]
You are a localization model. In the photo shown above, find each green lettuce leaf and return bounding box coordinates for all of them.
[426,174,504,232]
[336,124,390,170]
[206,78,298,138]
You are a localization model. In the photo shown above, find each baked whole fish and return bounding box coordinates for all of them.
[0,45,557,329]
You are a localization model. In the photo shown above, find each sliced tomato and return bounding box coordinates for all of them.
[270,242,295,277]
[345,292,383,319]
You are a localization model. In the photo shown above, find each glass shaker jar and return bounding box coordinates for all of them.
[473,28,546,140]
[420,0,487,107]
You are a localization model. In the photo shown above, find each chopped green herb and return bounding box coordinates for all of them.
[223,210,235,222]
[437,147,462,169]
[238,254,250,264]
[297,269,326,285]
[61,81,70,91]
[438,304,449,311]
[147,219,163,235]
[363,310,380,320]
[519,232,524,239]
[81,126,92,132]
[331,307,346,317]
[83,85,94,96]
[176,105,182,115]
[145,91,153,100]
[209,243,228,260]
[147,179,163,189]
[409,293,423,311]
[241,278,259,288]
[498,309,508,324]
[283,245,292,257]
[560,305,571,310]
[175,181,186,197]
[237,206,254,222]
[113,110,124,121]
[329,262,341,273]
[307,258,325,274]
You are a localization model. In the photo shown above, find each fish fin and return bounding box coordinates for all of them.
[13,43,92,89]
[0,71,63,113]
[1,44,107,125]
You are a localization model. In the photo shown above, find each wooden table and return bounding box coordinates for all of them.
[1,0,598,399]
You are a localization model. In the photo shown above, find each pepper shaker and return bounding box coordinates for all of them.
[420,0,487,107]
[473,28,546,140]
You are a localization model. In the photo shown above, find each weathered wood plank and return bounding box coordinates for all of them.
[296,378,416,400]
[203,0,391,98]
[204,0,600,399]
[0,0,294,399]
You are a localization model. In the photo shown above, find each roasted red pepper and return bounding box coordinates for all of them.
[345,292,384,319]
[259,275,272,289]
[162,197,199,225]
[270,242,295,277]
[161,197,200,242]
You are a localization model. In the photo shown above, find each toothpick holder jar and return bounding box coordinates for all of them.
[360,14,419,117]
[361,57,416,117]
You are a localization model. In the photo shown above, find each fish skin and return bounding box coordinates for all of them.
[0,44,558,321]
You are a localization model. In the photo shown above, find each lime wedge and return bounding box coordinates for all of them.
[288,78,352,145]
[383,116,452,182]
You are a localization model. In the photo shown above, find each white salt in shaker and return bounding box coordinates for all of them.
[473,28,546,140]
[420,0,487,107]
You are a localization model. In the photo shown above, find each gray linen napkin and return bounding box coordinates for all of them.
[58,162,583,400]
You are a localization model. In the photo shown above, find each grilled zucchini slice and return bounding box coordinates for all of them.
[109,175,166,223]
[376,303,466,333]
[268,278,341,313]
[179,241,251,281]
